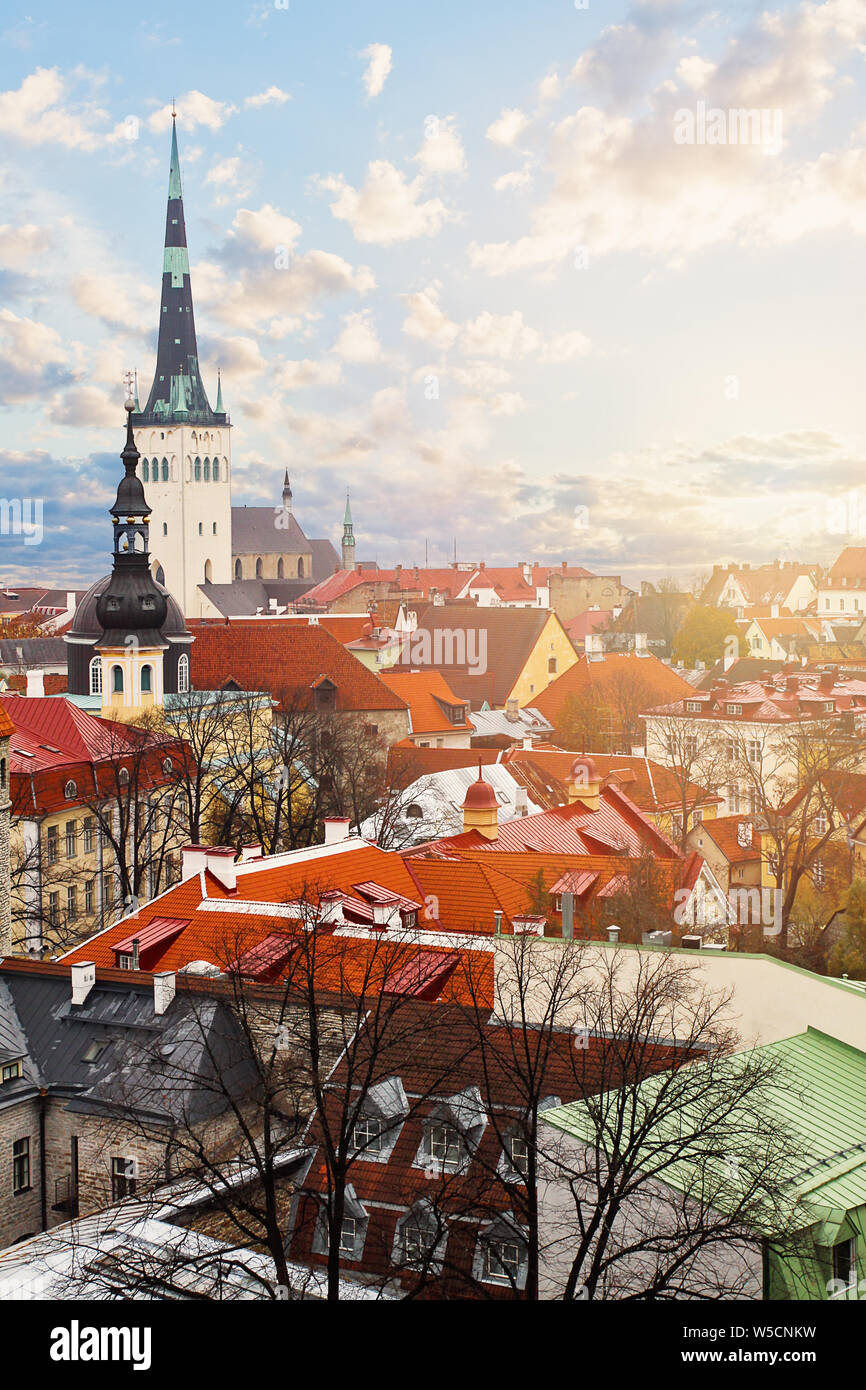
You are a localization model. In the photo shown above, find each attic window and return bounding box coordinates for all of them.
[685,701,702,713]
[406,803,423,819]
[64,780,77,799]
[726,703,743,715]
[82,1041,109,1064]
[1,1059,23,1083]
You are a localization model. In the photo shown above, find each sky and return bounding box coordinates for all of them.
[1,0,865,589]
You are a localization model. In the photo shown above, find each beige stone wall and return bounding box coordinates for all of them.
[0,1097,42,1246]
[548,573,633,623]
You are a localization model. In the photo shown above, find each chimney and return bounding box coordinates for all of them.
[770,603,780,618]
[238,844,263,863]
[71,962,95,1006]
[568,755,601,811]
[153,971,176,1016]
[66,591,77,616]
[561,560,567,573]
[514,785,529,817]
[26,669,44,698]
[585,633,604,658]
[323,817,352,845]
[201,847,238,891]
[561,891,574,940]
[607,925,620,944]
[493,910,503,936]
[505,697,520,723]
[318,890,346,924]
[634,632,648,654]
[521,736,533,750]
[372,898,402,929]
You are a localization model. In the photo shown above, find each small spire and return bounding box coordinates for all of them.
[168,112,182,201]
[215,368,224,414]
[344,492,353,527]
[282,469,292,511]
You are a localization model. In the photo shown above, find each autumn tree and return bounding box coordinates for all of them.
[671,605,739,668]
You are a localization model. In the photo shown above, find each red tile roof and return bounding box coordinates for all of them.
[187,619,408,713]
[531,652,695,727]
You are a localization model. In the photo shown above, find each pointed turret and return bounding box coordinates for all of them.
[134,116,225,426]
[215,368,225,415]
[342,492,356,572]
[282,469,292,513]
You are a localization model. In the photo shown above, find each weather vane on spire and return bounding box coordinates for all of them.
[122,369,136,407]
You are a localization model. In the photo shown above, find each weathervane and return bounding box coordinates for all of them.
[122,369,136,407]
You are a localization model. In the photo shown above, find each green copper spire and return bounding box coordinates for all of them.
[168,115,183,201]
[344,492,353,527]
[135,116,226,426]
[215,368,224,414]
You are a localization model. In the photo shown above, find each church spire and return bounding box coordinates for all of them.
[282,469,292,513]
[135,115,224,426]
[342,492,356,572]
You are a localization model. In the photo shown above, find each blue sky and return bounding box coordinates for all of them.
[1,0,865,587]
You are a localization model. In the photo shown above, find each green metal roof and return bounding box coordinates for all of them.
[543,1028,866,1230]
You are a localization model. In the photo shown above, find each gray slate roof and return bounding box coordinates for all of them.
[231,507,310,555]
[2,969,258,1128]
[0,638,69,668]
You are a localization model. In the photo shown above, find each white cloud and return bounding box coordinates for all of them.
[48,383,117,427]
[401,284,459,350]
[539,329,592,363]
[486,107,529,147]
[331,310,384,363]
[676,55,717,91]
[276,358,343,390]
[245,86,290,108]
[317,161,454,244]
[149,91,238,133]
[70,272,155,335]
[538,72,560,105]
[493,166,533,192]
[199,204,376,336]
[0,223,52,268]
[415,116,466,175]
[459,310,541,360]
[361,43,393,99]
[0,308,80,402]
[0,67,108,150]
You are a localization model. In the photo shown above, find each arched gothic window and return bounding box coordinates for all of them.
[141,665,152,693]
[177,653,190,694]
[112,665,123,693]
[161,458,169,481]
[194,457,201,481]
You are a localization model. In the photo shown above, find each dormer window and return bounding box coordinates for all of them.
[1,1058,23,1083]
[726,703,743,716]
[685,700,701,713]
[507,1131,528,1175]
[351,1113,383,1155]
[64,780,77,800]
[140,596,155,611]
[427,1122,462,1168]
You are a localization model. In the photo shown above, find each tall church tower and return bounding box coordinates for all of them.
[342,493,356,572]
[130,115,232,617]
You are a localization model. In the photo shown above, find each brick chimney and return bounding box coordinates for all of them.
[568,755,601,811]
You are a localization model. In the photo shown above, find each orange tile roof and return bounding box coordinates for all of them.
[530,652,695,726]
[187,619,408,712]
[377,670,473,735]
[694,816,762,863]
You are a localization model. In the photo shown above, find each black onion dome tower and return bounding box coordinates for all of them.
[65,404,193,701]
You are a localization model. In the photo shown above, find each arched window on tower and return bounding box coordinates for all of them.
[204,559,213,583]
[194,457,201,481]
[155,565,166,586]
[177,653,189,694]
[297,558,304,578]
[204,458,211,481]
[163,523,168,536]
[141,665,152,693]
[142,459,149,482]
[112,665,123,694]
[277,558,284,579]
[234,558,242,580]
[89,656,102,696]
[161,458,169,481]
[212,459,220,482]
[255,557,263,579]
